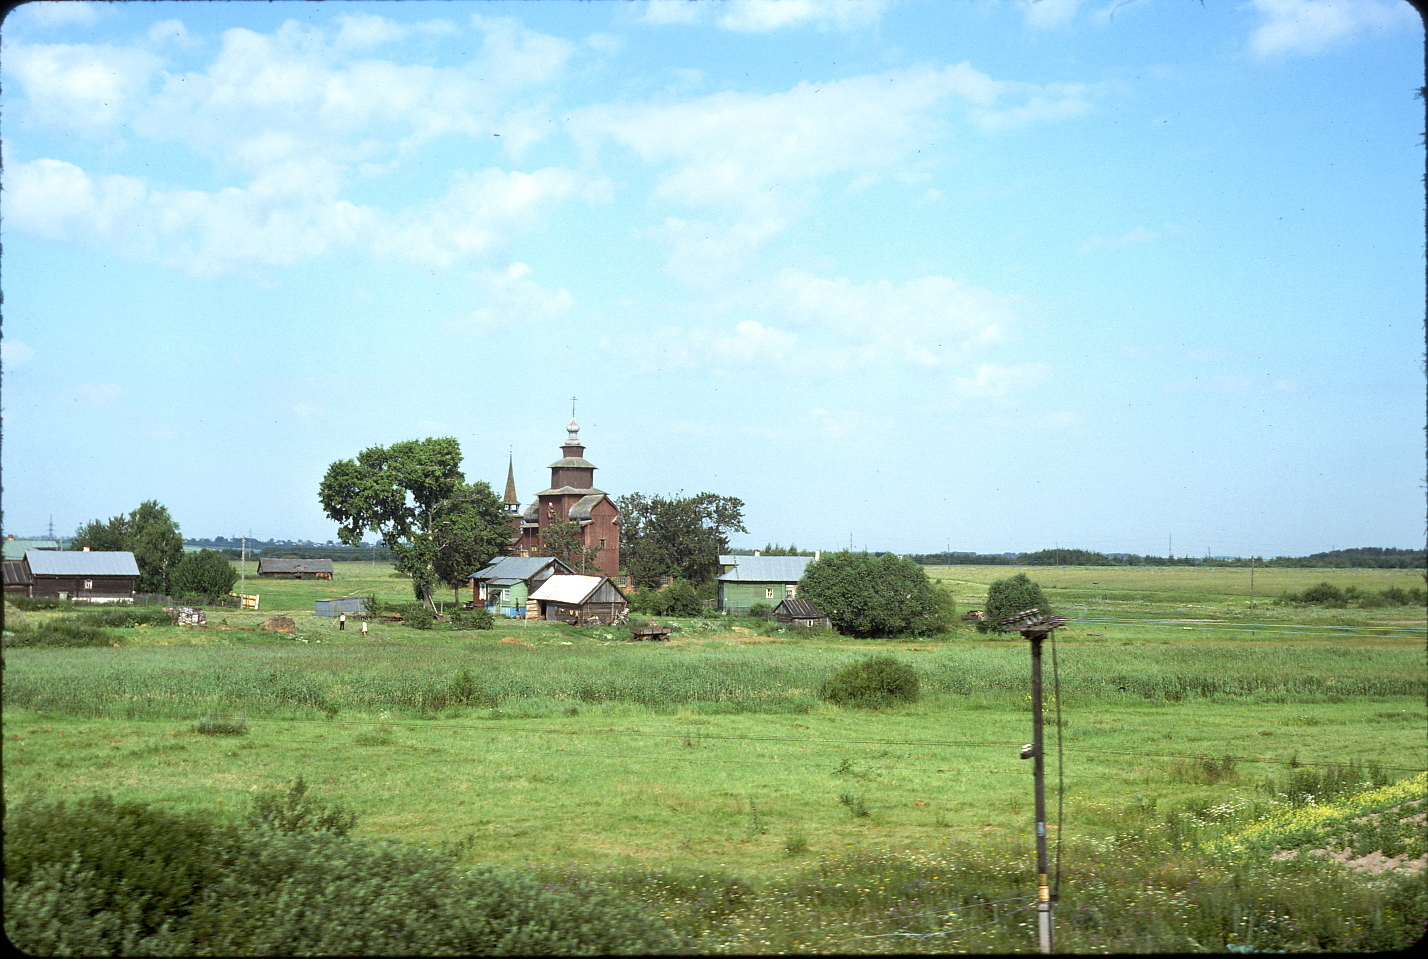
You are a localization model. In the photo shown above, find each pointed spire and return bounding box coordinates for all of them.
[503,454,519,508]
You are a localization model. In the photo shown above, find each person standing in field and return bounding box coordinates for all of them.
[361,619,369,638]
[339,611,347,631]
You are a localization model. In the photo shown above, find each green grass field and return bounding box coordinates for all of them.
[4,561,1425,952]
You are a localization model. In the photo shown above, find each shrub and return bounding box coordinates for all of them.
[821,655,920,708]
[80,606,172,628]
[169,549,240,599]
[450,608,495,630]
[979,572,1052,632]
[799,552,952,638]
[245,776,357,837]
[4,596,76,611]
[747,602,773,618]
[395,602,435,629]
[2,620,115,647]
[194,714,248,736]
[2,793,225,948]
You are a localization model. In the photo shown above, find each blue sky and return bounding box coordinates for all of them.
[1,0,1422,558]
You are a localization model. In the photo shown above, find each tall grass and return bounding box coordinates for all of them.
[4,641,1422,721]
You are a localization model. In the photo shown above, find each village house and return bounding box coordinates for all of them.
[13,549,140,602]
[716,552,820,615]
[468,556,575,618]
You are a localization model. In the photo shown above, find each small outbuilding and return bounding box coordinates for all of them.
[528,574,628,625]
[315,597,369,618]
[469,556,575,618]
[257,558,334,580]
[772,597,832,629]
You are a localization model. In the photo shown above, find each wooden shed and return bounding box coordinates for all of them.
[528,574,628,625]
[257,558,334,580]
[772,597,832,629]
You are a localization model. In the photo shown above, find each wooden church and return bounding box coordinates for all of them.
[509,417,621,579]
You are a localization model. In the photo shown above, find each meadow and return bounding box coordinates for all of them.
[3,561,1425,953]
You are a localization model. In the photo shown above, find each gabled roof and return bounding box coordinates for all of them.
[3,560,34,587]
[717,555,815,584]
[774,597,828,619]
[469,555,573,582]
[4,539,58,561]
[529,574,608,605]
[257,558,334,574]
[25,550,140,577]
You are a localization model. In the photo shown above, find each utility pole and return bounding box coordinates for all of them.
[1249,555,1256,608]
[999,607,1065,955]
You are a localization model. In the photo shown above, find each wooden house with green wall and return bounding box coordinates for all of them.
[469,556,575,618]
[717,553,819,615]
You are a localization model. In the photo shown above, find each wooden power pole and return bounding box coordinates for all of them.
[998,607,1066,955]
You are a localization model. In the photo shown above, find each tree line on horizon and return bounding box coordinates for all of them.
[906,546,1425,569]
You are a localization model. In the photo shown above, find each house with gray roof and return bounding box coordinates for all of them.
[20,549,140,602]
[469,555,575,618]
[717,553,821,615]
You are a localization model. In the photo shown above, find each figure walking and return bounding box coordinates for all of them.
[361,619,369,638]
[339,611,347,631]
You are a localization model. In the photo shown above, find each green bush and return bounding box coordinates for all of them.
[450,608,495,630]
[4,596,77,611]
[394,602,435,629]
[821,655,920,708]
[747,602,773,618]
[80,606,173,628]
[245,776,357,837]
[979,572,1053,632]
[2,619,115,647]
[3,789,689,956]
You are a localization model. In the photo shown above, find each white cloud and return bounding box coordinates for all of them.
[1080,223,1187,254]
[716,0,889,32]
[9,1,103,30]
[951,362,1052,401]
[2,340,38,369]
[452,262,577,332]
[623,269,1017,375]
[1247,0,1417,57]
[1023,0,1083,31]
[4,39,162,133]
[637,0,887,31]
[147,19,197,48]
[5,155,581,276]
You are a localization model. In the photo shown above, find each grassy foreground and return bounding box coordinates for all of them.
[3,561,1425,952]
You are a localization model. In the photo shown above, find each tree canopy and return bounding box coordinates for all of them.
[616,492,746,588]
[72,500,184,594]
[169,549,240,599]
[319,438,509,607]
[798,551,956,638]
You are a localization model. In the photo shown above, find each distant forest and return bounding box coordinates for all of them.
[907,547,1426,569]
[185,538,393,562]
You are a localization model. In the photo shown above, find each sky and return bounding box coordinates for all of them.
[1,0,1423,559]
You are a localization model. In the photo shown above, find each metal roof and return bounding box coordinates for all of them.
[4,539,58,561]
[717,555,815,584]
[25,550,140,577]
[469,556,572,582]
[528,574,605,605]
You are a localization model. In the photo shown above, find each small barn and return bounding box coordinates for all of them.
[528,574,628,625]
[3,560,35,596]
[315,597,369,618]
[772,597,832,629]
[22,549,139,602]
[257,558,334,580]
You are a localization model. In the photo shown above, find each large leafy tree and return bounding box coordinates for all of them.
[798,551,956,639]
[429,482,513,599]
[170,549,240,599]
[319,438,472,608]
[72,500,184,594]
[616,492,746,588]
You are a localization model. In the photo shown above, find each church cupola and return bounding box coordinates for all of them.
[549,417,597,492]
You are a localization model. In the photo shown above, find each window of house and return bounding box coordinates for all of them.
[766,587,776,599]
[500,589,511,602]
[84,580,93,590]
[786,585,796,597]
